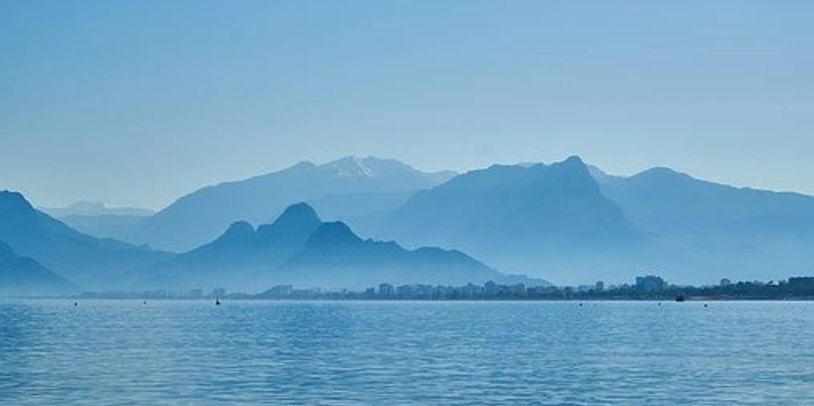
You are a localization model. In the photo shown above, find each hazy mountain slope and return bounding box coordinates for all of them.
[40,201,154,217]
[132,203,322,290]
[589,167,814,283]
[131,203,504,291]
[112,156,453,252]
[56,214,148,240]
[596,167,814,239]
[0,191,170,289]
[282,221,503,289]
[40,201,154,239]
[0,241,77,296]
[380,156,637,280]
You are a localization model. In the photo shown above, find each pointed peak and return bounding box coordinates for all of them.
[256,202,322,241]
[549,156,592,178]
[268,202,321,227]
[561,155,586,167]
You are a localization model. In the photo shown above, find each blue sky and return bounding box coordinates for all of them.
[2,0,812,209]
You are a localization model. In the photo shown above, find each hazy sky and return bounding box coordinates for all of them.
[2,0,812,210]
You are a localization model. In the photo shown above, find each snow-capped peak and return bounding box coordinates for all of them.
[323,156,377,178]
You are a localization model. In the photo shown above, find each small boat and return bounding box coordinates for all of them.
[215,298,221,306]
[675,294,686,302]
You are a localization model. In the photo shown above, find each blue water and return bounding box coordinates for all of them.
[1,300,813,405]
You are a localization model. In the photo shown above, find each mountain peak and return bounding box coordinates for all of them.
[554,155,588,170]
[257,202,321,238]
[0,190,35,211]
[639,166,681,176]
[221,221,255,240]
[286,161,319,173]
[305,221,362,249]
[0,191,41,228]
[632,166,694,183]
[322,156,378,178]
[277,202,320,224]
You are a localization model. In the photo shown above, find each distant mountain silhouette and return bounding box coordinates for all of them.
[591,166,814,283]
[0,191,170,289]
[20,154,814,287]
[595,166,814,238]
[131,203,505,291]
[132,203,322,289]
[380,156,638,280]
[40,201,155,242]
[375,157,814,284]
[282,221,502,288]
[40,201,154,217]
[0,241,77,296]
[107,156,455,252]
[57,214,149,241]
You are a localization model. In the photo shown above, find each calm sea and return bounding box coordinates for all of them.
[1,299,812,405]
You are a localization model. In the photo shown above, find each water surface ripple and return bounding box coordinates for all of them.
[1,300,812,405]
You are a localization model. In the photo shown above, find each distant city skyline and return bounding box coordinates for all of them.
[2,1,813,209]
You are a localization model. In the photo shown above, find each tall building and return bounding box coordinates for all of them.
[378,283,394,298]
[635,275,666,292]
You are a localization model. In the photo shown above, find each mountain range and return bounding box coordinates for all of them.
[0,191,170,290]
[130,202,504,291]
[378,157,814,283]
[41,201,155,218]
[3,154,813,291]
[589,165,814,283]
[93,156,455,252]
[382,156,637,253]
[40,201,155,241]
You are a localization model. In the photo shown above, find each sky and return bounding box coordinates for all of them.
[1,0,813,210]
